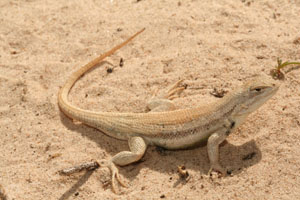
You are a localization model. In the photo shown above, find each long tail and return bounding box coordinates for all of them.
[58,28,145,119]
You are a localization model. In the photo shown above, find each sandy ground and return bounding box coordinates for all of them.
[1,0,300,199]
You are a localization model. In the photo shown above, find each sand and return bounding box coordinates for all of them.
[0,0,300,199]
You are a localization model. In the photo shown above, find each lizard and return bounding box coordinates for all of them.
[58,28,279,193]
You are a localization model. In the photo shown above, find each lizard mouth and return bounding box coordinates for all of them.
[247,86,278,114]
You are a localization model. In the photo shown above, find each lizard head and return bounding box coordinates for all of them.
[232,76,279,117]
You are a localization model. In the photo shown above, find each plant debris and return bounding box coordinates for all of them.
[270,58,300,80]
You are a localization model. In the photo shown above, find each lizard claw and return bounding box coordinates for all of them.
[208,164,226,176]
[99,159,127,193]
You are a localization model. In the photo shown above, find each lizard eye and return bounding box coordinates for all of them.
[250,86,264,92]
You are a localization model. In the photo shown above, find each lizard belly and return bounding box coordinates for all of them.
[147,127,219,150]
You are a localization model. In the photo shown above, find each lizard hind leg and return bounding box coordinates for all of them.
[147,80,185,112]
[99,136,147,193]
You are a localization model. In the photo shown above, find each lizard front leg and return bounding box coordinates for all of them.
[207,130,228,176]
[99,136,147,193]
[147,80,185,112]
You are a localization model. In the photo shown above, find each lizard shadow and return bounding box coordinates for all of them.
[58,170,95,200]
[59,112,262,187]
[124,139,262,182]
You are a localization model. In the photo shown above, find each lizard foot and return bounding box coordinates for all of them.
[99,159,127,193]
[151,80,185,100]
[208,163,226,176]
[165,80,185,100]
[147,80,185,112]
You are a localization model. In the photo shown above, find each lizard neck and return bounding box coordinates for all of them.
[212,89,250,129]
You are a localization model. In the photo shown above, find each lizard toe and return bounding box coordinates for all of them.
[167,87,185,100]
[208,164,226,176]
[99,159,127,193]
